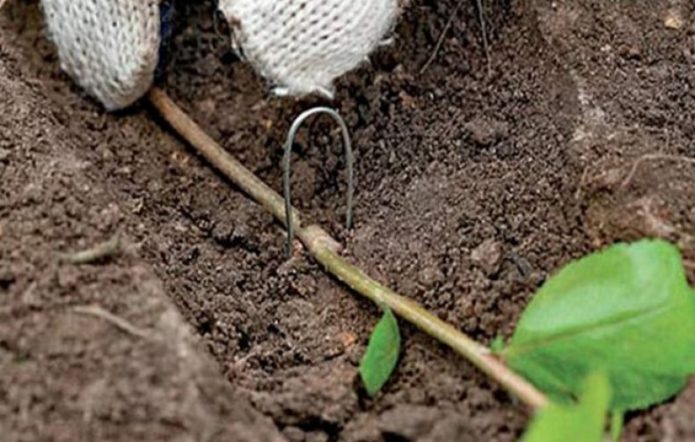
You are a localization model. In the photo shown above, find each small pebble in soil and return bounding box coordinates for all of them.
[464,116,510,146]
[282,426,305,442]
[664,8,684,30]
[471,239,503,276]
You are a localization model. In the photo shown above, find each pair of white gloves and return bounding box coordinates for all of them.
[40,0,402,111]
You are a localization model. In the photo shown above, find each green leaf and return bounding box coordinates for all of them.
[522,372,610,442]
[359,307,401,396]
[503,239,695,411]
[490,335,505,354]
[610,412,624,442]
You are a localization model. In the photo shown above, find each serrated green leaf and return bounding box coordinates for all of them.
[503,239,695,411]
[522,372,610,442]
[359,307,401,396]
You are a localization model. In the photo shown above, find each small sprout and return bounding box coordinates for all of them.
[359,306,401,397]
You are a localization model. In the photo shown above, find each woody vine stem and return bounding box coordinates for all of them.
[146,87,549,411]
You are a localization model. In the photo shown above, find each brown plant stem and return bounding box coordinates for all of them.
[147,87,549,411]
[58,234,122,265]
[621,153,695,188]
[73,305,152,340]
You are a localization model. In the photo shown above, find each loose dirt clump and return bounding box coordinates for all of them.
[1,0,694,441]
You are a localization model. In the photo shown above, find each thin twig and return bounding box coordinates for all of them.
[474,0,491,75]
[419,0,467,75]
[621,153,695,188]
[420,0,491,75]
[147,87,549,410]
[73,305,152,340]
[574,166,589,200]
[58,234,122,265]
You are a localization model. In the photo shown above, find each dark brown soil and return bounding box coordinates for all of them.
[2,0,694,441]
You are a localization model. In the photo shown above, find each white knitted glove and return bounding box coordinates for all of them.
[41,0,161,111]
[219,0,399,97]
[40,0,400,111]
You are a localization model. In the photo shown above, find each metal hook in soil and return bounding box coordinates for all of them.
[282,107,354,257]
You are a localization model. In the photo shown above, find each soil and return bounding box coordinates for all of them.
[1,0,694,441]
